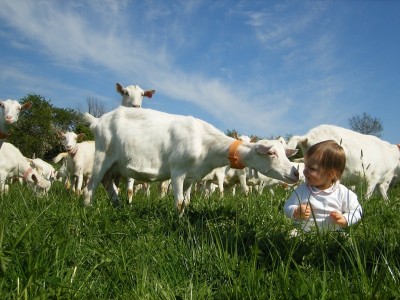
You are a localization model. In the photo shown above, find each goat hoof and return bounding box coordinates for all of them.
[176,203,185,216]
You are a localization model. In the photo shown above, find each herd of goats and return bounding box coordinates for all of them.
[1,83,399,215]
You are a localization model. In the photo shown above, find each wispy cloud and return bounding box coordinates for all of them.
[243,1,328,51]
[0,0,398,143]
[0,0,292,134]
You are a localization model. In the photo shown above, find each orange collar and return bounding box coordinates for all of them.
[228,140,245,169]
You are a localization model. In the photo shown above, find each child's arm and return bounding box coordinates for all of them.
[329,211,348,227]
[284,184,310,220]
[330,187,363,227]
[293,204,311,220]
[340,187,363,226]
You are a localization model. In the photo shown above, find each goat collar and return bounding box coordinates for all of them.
[0,129,9,139]
[228,140,245,169]
[22,168,33,180]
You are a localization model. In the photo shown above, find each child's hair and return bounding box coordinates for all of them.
[305,140,346,180]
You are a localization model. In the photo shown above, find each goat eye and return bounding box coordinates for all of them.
[268,151,276,156]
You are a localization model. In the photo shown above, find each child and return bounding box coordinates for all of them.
[284,140,362,233]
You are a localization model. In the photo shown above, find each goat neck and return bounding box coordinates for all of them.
[228,140,245,169]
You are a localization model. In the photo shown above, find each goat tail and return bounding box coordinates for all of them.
[287,135,305,149]
[82,112,98,127]
[53,152,69,163]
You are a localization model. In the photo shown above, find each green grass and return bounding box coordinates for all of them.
[0,181,399,299]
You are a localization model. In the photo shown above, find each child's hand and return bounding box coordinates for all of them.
[294,204,311,220]
[330,211,348,227]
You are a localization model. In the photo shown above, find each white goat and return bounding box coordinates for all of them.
[126,179,169,204]
[82,107,299,214]
[56,132,95,194]
[28,158,57,182]
[288,124,400,200]
[53,152,74,189]
[116,82,156,201]
[0,142,51,194]
[116,83,155,108]
[390,144,400,187]
[249,162,305,195]
[201,134,258,197]
[201,166,226,197]
[0,99,32,141]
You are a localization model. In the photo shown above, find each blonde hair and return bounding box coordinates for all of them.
[305,140,346,180]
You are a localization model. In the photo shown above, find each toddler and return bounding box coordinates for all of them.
[284,140,362,233]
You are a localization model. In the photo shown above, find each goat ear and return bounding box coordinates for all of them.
[56,131,64,139]
[31,173,39,184]
[21,101,33,110]
[77,133,85,142]
[143,90,155,99]
[0,101,4,108]
[285,148,298,158]
[115,83,125,95]
[232,132,239,140]
[255,144,272,155]
[300,138,308,147]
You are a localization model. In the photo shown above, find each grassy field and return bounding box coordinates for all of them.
[0,180,399,299]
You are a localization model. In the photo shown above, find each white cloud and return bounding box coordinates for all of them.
[1,0,398,143]
[0,0,290,133]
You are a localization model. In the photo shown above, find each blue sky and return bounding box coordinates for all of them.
[0,0,399,144]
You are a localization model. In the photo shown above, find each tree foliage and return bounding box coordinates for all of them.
[8,94,84,159]
[348,112,383,137]
[52,107,82,132]
[9,94,54,158]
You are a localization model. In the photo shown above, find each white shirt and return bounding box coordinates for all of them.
[284,181,363,232]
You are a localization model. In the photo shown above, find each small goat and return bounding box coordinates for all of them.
[56,132,95,194]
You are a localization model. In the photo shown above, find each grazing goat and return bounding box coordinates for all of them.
[0,99,32,142]
[82,107,299,214]
[56,132,95,194]
[288,124,400,200]
[28,158,57,182]
[0,142,51,194]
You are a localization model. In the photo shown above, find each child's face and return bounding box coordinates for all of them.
[303,157,336,190]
